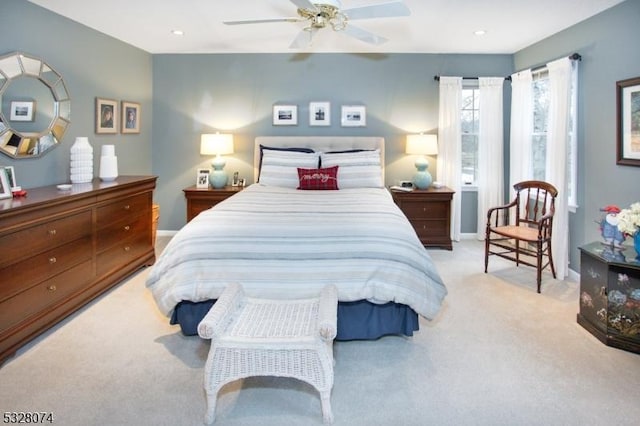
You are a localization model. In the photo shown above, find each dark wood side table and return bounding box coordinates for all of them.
[577,242,640,354]
[390,186,454,250]
[183,185,243,222]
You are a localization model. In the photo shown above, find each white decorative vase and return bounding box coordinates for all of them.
[70,137,93,184]
[99,144,118,182]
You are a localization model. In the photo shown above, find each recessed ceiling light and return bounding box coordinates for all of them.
[171,30,184,36]
[474,30,486,36]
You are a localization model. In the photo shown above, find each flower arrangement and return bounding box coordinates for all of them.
[616,202,640,236]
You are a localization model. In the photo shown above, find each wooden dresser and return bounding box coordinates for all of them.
[183,185,243,222]
[0,176,157,365]
[391,186,454,250]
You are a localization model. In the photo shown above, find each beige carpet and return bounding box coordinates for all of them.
[1,238,639,426]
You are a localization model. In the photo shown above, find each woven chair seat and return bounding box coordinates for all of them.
[198,283,338,424]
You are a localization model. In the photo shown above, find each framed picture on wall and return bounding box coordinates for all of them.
[9,101,35,122]
[273,105,298,126]
[616,76,640,166]
[309,102,331,126]
[340,105,366,127]
[121,101,141,134]
[95,98,118,134]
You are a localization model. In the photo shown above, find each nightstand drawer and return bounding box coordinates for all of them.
[411,220,449,238]
[400,201,449,219]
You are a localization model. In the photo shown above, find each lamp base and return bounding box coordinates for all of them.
[210,155,227,188]
[413,171,433,189]
[412,156,432,189]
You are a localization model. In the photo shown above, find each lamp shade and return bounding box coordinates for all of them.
[406,134,438,155]
[200,133,234,156]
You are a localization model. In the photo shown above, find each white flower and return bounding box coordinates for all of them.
[616,202,640,235]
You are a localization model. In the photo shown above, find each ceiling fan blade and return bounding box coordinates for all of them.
[343,1,411,20]
[289,0,318,11]
[342,24,388,45]
[290,27,320,48]
[224,17,302,25]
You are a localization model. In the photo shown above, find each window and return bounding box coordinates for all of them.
[461,84,479,185]
[532,71,549,181]
[531,68,578,209]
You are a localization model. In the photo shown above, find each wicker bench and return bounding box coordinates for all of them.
[197,282,339,424]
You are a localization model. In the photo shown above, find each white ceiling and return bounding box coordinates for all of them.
[27,0,624,54]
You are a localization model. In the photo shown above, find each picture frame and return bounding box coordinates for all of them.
[196,168,210,189]
[9,101,35,122]
[121,101,141,134]
[273,105,298,126]
[95,97,118,134]
[616,76,640,166]
[309,102,331,126]
[341,105,366,127]
[2,166,17,189]
[0,168,11,200]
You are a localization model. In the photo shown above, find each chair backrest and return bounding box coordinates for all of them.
[513,180,558,227]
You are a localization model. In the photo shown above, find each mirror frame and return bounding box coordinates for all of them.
[0,51,71,159]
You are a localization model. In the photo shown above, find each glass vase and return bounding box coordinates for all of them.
[635,232,640,258]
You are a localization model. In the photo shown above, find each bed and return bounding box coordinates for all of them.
[146,136,447,340]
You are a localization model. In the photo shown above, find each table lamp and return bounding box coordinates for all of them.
[406,134,438,189]
[200,133,234,188]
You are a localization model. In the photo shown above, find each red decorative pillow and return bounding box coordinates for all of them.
[297,166,339,190]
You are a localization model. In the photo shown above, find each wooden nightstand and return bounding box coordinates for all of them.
[391,186,454,250]
[183,185,243,222]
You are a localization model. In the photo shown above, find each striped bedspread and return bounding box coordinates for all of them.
[146,184,447,320]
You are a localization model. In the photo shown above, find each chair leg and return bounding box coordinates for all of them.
[536,240,543,293]
[484,230,490,273]
[547,241,557,279]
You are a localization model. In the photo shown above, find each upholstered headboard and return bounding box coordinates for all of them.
[253,136,385,182]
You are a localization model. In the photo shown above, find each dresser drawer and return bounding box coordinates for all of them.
[96,233,150,277]
[400,200,449,220]
[97,212,150,253]
[0,237,93,303]
[0,259,93,334]
[96,193,150,227]
[0,210,92,269]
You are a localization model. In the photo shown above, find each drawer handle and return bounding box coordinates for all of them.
[48,229,57,236]
[49,257,57,264]
[48,285,57,292]
[123,204,131,210]
[124,225,131,231]
[124,246,131,252]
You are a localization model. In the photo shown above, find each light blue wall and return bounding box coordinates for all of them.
[514,0,640,269]
[0,0,153,188]
[6,0,639,272]
[152,53,512,230]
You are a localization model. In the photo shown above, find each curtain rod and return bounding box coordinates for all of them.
[433,53,581,82]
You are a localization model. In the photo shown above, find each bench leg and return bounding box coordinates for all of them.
[204,391,217,424]
[320,391,333,424]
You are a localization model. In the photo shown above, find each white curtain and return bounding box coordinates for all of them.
[509,70,533,195]
[437,77,462,242]
[546,57,576,280]
[476,77,505,239]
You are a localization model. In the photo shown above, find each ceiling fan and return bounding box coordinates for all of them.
[223,0,411,48]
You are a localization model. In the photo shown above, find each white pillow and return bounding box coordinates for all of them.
[320,149,383,188]
[259,150,320,188]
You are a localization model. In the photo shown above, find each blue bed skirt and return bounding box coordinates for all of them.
[171,299,419,340]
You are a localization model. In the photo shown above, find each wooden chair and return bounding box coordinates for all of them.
[484,180,558,293]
